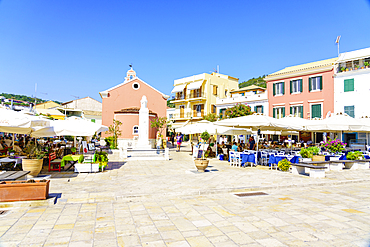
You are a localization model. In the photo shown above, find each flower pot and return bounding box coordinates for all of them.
[194,158,209,172]
[0,180,50,202]
[312,155,325,162]
[22,159,43,178]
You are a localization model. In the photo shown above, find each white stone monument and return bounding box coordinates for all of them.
[136,95,151,149]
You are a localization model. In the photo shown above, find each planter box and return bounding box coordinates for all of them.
[312,155,325,162]
[74,163,99,173]
[0,180,50,202]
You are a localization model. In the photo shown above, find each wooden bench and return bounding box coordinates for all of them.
[0,171,30,181]
[330,159,370,170]
[291,163,327,178]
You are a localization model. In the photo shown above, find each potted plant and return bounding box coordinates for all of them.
[22,144,46,178]
[365,62,369,68]
[321,138,346,155]
[347,151,363,160]
[340,67,346,72]
[194,131,210,172]
[299,148,313,162]
[307,146,324,161]
[95,151,109,171]
[278,158,291,172]
[71,147,77,155]
[355,65,359,70]
[346,151,364,169]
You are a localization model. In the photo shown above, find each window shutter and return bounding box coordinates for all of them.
[282,107,285,117]
[309,78,312,92]
[254,106,257,112]
[273,108,276,118]
[290,106,292,115]
[300,105,303,118]
[201,104,204,116]
[319,76,323,90]
[282,82,285,95]
[300,79,303,92]
[261,105,264,113]
[273,83,276,96]
[290,81,293,94]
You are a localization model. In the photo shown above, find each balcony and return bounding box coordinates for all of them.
[173,111,204,120]
[188,92,205,100]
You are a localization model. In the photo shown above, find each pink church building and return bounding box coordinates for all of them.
[99,67,169,147]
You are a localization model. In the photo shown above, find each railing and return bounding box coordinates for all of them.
[174,94,186,100]
[173,112,205,119]
[188,92,205,99]
[173,112,192,119]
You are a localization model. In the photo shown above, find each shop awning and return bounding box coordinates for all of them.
[171,84,186,93]
[187,80,203,90]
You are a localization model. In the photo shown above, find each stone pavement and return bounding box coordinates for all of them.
[1,144,370,246]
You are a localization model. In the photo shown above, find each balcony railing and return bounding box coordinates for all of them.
[172,92,205,100]
[188,92,205,99]
[173,112,204,119]
[173,94,186,100]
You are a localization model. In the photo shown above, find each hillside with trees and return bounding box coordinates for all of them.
[239,75,266,88]
[0,93,62,105]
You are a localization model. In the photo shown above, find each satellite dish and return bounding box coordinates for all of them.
[325,111,331,119]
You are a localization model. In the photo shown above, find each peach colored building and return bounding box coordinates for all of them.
[99,68,169,147]
[265,58,337,142]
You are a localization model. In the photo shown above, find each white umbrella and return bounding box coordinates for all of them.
[306,113,370,132]
[276,115,310,130]
[215,113,303,131]
[215,113,303,163]
[177,120,232,135]
[32,118,108,137]
[0,108,50,134]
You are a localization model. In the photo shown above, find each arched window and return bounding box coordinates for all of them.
[133,125,139,134]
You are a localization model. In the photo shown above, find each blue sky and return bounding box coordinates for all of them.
[0,0,369,103]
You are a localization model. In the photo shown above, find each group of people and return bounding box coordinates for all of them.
[0,134,68,156]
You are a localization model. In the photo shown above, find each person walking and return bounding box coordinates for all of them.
[176,133,183,152]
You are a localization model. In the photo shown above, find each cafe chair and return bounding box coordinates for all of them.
[49,151,62,172]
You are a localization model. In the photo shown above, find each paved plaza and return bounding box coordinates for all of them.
[1,145,370,246]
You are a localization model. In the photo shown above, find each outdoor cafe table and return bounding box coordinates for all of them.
[0,171,30,181]
[268,154,300,165]
[60,155,84,168]
[240,153,256,166]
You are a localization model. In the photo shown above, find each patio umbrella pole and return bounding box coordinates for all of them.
[12,134,15,150]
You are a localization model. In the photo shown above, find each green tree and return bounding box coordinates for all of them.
[150,117,167,136]
[222,103,252,119]
[167,99,175,108]
[108,119,122,149]
[239,75,266,88]
[202,113,218,122]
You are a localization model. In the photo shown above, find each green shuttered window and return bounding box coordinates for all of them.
[311,104,322,119]
[344,105,355,118]
[344,79,354,92]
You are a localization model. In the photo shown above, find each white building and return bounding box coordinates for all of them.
[215,85,268,117]
[334,47,370,144]
[60,97,103,124]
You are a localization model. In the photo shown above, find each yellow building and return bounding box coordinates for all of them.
[35,101,60,109]
[35,101,64,120]
[170,72,239,128]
